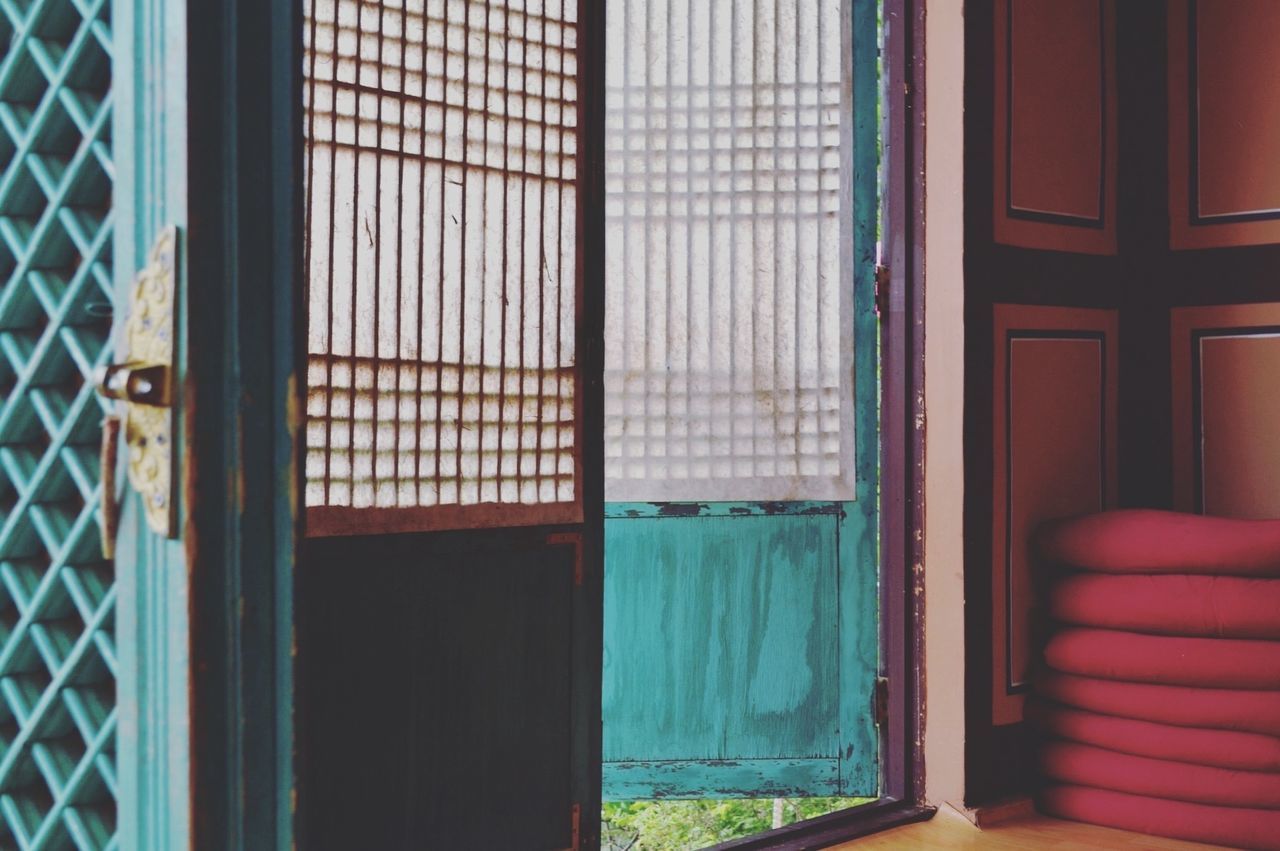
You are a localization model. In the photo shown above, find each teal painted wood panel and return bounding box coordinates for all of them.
[0,0,119,847]
[113,0,191,848]
[603,509,855,798]
[840,0,880,802]
[603,759,840,801]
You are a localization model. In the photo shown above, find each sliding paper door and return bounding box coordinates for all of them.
[601,0,880,800]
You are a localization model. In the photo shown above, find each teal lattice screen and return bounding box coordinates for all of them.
[0,0,117,848]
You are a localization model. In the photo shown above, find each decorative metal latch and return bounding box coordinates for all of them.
[97,226,178,553]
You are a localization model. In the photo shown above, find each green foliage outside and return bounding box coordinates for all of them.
[601,798,872,850]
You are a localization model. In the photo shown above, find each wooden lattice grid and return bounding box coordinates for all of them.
[0,0,117,847]
[602,0,855,502]
[303,0,584,534]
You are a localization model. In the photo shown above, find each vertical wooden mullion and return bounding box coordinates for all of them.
[815,1,826,477]
[793,0,804,478]
[645,0,655,483]
[302,0,320,466]
[728,0,739,483]
[347,0,364,506]
[433,0,450,506]
[497,1,511,502]
[685,0,695,480]
[457,0,472,506]
[477,0,492,504]
[619,0,631,485]
[769,0,781,481]
[411,5,429,509]
[516,0,529,502]
[552,0,564,501]
[742,0,753,475]
[534,1,549,501]
[390,4,408,506]
[371,2,386,506]
[662,0,673,485]
[322,0,340,506]
[704,0,714,486]
[569,0,585,520]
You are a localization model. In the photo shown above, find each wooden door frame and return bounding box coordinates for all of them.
[881,0,930,813]
[718,0,933,846]
[184,0,302,847]
[173,0,927,846]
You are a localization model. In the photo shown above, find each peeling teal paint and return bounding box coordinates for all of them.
[602,504,876,799]
[606,501,845,519]
[114,1,192,848]
[603,511,840,766]
[603,759,841,801]
[748,541,818,716]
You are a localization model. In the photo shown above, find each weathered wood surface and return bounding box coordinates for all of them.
[603,505,877,799]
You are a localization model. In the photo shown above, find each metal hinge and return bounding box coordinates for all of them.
[874,264,891,318]
[570,802,581,851]
[872,677,889,727]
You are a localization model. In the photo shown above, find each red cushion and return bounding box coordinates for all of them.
[1036,670,1280,737]
[1038,785,1280,851]
[1026,699,1280,772]
[1039,740,1280,808]
[1049,573,1280,639]
[1037,509,1280,575]
[1043,627,1280,689]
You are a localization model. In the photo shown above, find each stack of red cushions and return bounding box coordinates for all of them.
[1031,510,1280,850]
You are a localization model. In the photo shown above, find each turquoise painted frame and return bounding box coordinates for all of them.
[602,500,877,799]
[113,1,192,847]
[846,0,883,798]
[601,0,883,803]
[836,0,883,795]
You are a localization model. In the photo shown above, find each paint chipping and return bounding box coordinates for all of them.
[654,502,708,517]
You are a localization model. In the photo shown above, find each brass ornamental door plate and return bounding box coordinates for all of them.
[100,226,178,539]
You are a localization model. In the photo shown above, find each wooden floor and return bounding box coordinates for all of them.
[830,805,1228,850]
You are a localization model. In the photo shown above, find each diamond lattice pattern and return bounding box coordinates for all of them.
[0,0,117,848]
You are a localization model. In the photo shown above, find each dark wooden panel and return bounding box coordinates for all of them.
[990,305,1118,727]
[994,0,1117,253]
[966,0,1128,805]
[1168,0,1280,248]
[967,0,1280,807]
[1171,303,1280,519]
[298,531,576,850]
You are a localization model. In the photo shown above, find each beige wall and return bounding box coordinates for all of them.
[922,0,967,809]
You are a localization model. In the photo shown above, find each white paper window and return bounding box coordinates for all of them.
[603,0,854,502]
[303,0,581,531]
